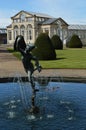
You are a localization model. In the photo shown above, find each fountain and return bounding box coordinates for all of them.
[1,80,86,129]
[14,35,42,114]
[0,36,86,129]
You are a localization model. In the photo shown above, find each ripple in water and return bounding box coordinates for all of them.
[7,111,16,119]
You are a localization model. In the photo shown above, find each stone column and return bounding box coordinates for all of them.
[24,25,27,43]
[32,26,36,43]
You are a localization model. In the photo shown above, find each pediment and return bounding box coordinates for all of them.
[56,18,68,26]
[11,10,33,19]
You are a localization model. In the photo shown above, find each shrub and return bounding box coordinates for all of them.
[32,33,56,60]
[51,35,63,49]
[68,34,83,48]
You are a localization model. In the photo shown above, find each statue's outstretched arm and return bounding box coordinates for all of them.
[19,48,25,56]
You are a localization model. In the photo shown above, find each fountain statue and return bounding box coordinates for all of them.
[14,35,42,113]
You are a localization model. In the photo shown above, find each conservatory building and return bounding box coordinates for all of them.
[7,10,86,46]
[7,10,68,44]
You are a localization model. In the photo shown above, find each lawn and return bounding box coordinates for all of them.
[8,48,86,69]
[40,48,86,69]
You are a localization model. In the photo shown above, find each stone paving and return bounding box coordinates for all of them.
[0,44,86,82]
[0,44,26,78]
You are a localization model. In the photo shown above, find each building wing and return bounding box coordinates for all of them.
[69,24,86,30]
[39,17,68,26]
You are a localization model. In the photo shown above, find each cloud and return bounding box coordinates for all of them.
[0,18,11,28]
[0,9,18,28]
[1,0,86,27]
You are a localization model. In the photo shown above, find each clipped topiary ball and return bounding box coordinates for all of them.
[32,33,56,60]
[68,34,83,48]
[51,35,63,49]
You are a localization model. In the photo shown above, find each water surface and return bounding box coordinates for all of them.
[0,82,86,130]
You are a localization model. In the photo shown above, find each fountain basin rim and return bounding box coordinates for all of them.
[0,76,86,83]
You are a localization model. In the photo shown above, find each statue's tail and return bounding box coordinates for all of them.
[14,35,26,51]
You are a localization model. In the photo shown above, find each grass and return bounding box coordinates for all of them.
[40,48,86,69]
[8,48,86,69]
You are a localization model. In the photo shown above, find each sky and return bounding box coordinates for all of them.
[0,0,86,28]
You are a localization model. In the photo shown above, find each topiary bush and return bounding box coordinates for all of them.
[32,33,56,60]
[51,35,63,49]
[68,34,83,48]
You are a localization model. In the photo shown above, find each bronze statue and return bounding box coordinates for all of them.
[14,35,42,113]
[14,35,42,82]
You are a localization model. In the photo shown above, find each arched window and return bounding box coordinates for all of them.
[14,25,18,39]
[20,25,25,38]
[20,13,25,22]
[27,24,33,40]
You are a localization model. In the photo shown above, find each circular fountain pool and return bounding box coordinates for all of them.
[0,81,86,130]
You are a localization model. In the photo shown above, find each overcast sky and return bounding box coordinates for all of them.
[0,0,86,27]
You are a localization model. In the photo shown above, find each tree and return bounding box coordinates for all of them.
[51,35,63,49]
[32,33,56,60]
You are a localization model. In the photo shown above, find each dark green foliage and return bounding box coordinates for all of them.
[68,34,83,48]
[32,33,56,60]
[51,35,63,49]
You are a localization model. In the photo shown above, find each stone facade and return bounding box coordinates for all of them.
[7,10,68,44]
[7,10,86,45]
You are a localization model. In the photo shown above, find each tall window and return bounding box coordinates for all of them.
[57,28,60,36]
[14,26,18,39]
[27,24,33,40]
[54,28,57,35]
[20,13,25,22]
[20,25,25,38]
[8,31,12,40]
